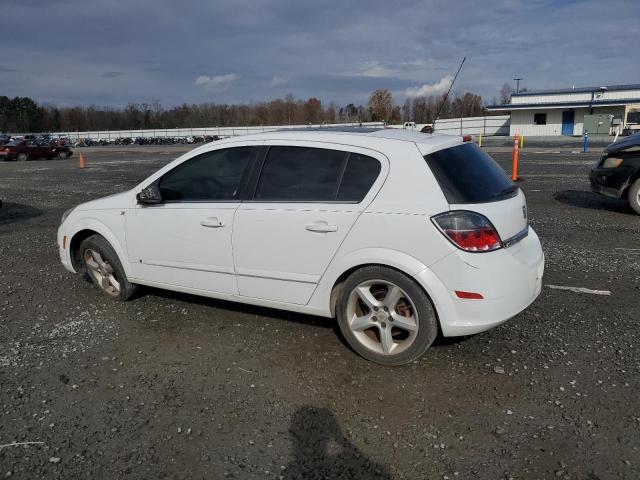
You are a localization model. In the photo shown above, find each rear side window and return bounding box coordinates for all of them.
[159,147,252,201]
[256,146,345,201]
[424,143,515,204]
[255,146,380,202]
[337,153,381,201]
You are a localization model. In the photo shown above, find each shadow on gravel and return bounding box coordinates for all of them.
[141,286,475,353]
[284,406,392,480]
[554,189,634,214]
[0,202,43,226]
[141,287,335,329]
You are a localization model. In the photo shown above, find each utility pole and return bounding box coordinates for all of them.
[514,78,523,94]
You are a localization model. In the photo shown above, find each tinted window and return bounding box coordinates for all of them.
[534,113,547,125]
[255,146,345,201]
[159,147,252,201]
[424,143,515,204]
[337,153,381,202]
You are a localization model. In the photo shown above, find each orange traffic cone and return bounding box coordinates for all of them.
[79,152,86,169]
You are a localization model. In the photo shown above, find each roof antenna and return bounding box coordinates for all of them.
[433,57,466,124]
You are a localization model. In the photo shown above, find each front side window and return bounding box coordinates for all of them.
[158,147,253,201]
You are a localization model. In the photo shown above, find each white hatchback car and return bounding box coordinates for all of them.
[58,128,544,365]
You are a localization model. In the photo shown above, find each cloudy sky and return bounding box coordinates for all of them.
[1,0,638,107]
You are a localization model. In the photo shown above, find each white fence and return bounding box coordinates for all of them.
[48,122,386,141]
[433,115,510,136]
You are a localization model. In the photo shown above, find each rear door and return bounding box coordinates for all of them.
[424,142,528,244]
[233,143,385,305]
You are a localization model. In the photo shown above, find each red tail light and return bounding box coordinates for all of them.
[462,135,472,142]
[432,211,502,252]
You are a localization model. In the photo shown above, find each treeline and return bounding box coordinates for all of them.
[0,89,490,133]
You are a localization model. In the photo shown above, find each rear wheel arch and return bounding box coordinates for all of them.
[329,262,440,328]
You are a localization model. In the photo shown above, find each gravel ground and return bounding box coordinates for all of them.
[0,143,639,479]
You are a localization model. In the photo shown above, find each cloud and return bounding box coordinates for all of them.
[270,75,288,87]
[0,66,17,73]
[405,76,453,98]
[101,71,126,78]
[349,61,397,78]
[194,73,240,90]
[1,0,639,106]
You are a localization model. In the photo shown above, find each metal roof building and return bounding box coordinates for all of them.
[487,84,640,136]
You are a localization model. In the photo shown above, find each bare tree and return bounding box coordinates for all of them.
[368,89,393,122]
[499,83,514,105]
[5,87,491,133]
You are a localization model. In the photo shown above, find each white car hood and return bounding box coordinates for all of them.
[75,190,133,211]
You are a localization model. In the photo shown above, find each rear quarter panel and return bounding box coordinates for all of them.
[309,140,454,312]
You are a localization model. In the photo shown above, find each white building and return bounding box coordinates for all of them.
[487,84,640,136]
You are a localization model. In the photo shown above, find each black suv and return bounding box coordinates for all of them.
[590,133,640,214]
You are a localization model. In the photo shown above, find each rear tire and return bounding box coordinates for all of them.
[336,266,438,366]
[78,234,138,301]
[628,178,640,215]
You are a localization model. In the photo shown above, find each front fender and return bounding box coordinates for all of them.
[59,214,132,277]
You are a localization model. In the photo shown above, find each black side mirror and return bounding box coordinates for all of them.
[137,185,163,204]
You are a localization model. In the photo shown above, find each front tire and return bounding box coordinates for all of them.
[58,151,68,160]
[628,178,640,215]
[79,234,137,301]
[17,152,28,161]
[336,266,438,365]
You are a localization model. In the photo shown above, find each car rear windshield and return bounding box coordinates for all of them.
[424,143,516,204]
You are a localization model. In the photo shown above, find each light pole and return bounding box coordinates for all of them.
[514,78,523,94]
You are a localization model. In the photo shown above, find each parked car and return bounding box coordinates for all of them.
[590,132,640,214]
[0,139,73,161]
[58,128,544,365]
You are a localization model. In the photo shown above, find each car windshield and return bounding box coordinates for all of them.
[5,141,22,146]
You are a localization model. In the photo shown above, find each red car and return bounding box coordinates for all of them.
[0,139,73,161]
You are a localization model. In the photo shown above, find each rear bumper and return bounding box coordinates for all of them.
[415,228,544,337]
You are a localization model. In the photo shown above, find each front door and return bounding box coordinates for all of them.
[562,111,575,136]
[126,146,255,294]
[233,144,383,305]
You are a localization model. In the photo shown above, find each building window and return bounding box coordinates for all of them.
[534,113,547,125]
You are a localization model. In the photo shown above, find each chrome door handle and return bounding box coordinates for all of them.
[305,221,338,233]
[200,217,224,228]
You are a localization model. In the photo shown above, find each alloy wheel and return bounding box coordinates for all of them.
[345,279,419,356]
[84,249,121,297]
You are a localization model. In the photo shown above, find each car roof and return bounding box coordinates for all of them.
[218,127,463,155]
